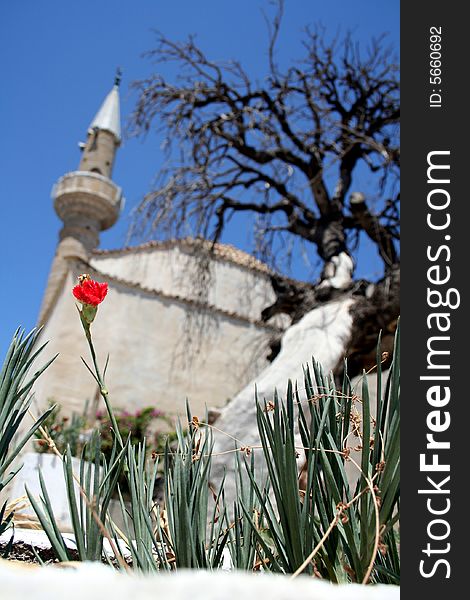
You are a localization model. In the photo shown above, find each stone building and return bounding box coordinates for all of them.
[33,77,284,419]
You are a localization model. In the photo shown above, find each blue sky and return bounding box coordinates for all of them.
[0,0,399,357]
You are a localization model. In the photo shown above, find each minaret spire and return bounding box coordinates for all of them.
[38,74,124,325]
[114,67,122,87]
[79,72,122,176]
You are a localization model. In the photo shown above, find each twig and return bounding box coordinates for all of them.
[290,455,380,581]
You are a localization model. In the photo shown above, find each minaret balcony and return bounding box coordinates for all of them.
[52,170,123,230]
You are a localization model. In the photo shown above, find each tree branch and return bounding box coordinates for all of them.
[350,192,398,267]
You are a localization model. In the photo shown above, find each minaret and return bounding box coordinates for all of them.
[38,72,123,325]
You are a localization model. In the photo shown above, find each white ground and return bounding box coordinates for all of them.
[1,527,398,599]
[0,558,399,600]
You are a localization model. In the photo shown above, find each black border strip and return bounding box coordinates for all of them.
[402,3,467,595]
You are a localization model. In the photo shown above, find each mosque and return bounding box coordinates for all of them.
[32,76,286,419]
[20,76,376,515]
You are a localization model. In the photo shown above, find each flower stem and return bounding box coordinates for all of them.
[81,320,123,448]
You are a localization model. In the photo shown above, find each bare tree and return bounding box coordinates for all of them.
[129,3,399,348]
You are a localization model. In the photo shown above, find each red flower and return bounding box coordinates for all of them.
[73,274,108,307]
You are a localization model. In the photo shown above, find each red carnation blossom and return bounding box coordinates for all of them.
[73,275,108,307]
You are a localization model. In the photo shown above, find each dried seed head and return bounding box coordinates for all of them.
[375,460,386,472]
[378,542,388,556]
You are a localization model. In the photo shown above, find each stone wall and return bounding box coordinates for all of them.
[31,246,282,419]
[90,242,279,324]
